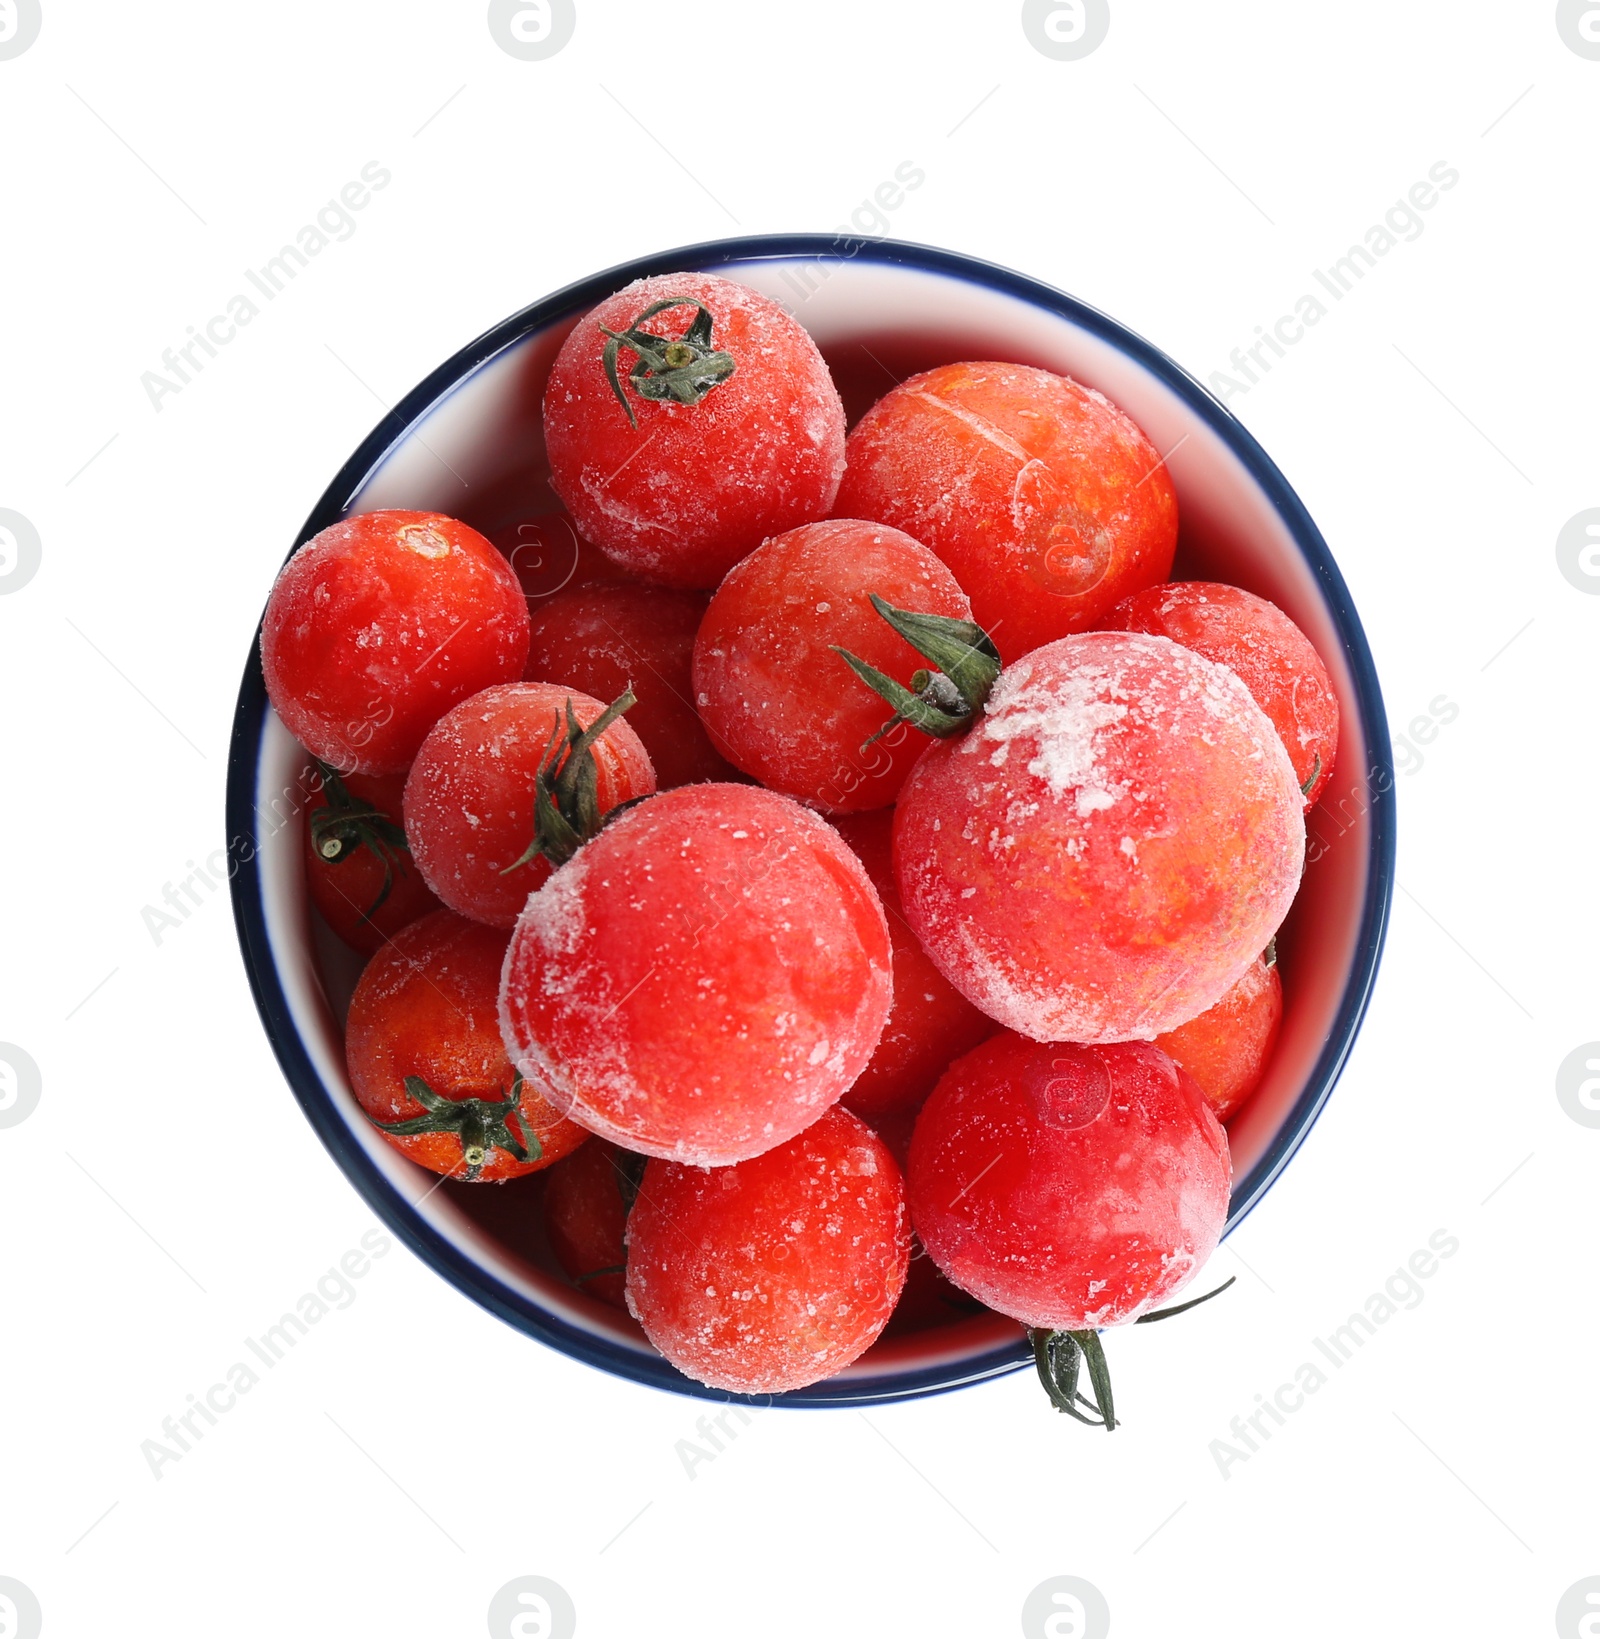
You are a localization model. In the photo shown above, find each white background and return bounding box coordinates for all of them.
[2,2,1597,1635]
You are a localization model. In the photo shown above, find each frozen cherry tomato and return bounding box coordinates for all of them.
[500,783,892,1166]
[831,809,993,1120]
[908,1034,1230,1329]
[345,910,589,1182]
[625,1106,909,1392]
[692,519,973,811]
[403,682,655,929]
[542,1138,646,1308]
[526,582,737,788]
[261,511,529,774]
[303,765,441,955]
[1153,949,1282,1122]
[544,273,846,588]
[1104,581,1339,808]
[894,631,1305,1043]
[834,362,1177,656]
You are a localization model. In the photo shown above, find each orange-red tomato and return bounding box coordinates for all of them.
[692,519,972,812]
[1153,951,1283,1122]
[303,768,442,955]
[525,582,736,789]
[345,911,589,1182]
[1104,581,1340,808]
[403,682,655,929]
[625,1107,909,1392]
[542,1138,644,1308]
[831,809,994,1121]
[261,511,529,774]
[834,362,1177,658]
[544,273,846,589]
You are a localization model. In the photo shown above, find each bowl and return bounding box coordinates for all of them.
[226,234,1395,1407]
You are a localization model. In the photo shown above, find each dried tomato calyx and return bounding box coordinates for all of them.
[600,298,737,429]
[1028,1276,1237,1429]
[309,759,411,918]
[500,690,638,878]
[834,595,1002,751]
[369,1074,542,1183]
[1299,753,1322,797]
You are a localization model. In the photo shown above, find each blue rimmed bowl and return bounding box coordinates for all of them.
[227,234,1394,1407]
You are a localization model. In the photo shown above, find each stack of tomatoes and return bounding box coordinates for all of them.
[261,272,1339,1417]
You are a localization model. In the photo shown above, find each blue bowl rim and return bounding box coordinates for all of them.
[225,231,1396,1409]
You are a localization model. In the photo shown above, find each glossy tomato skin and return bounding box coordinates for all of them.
[345,910,589,1182]
[261,511,529,775]
[525,582,737,789]
[834,362,1178,658]
[544,273,847,589]
[625,1107,910,1393]
[403,682,656,929]
[500,783,893,1167]
[1104,581,1340,808]
[894,632,1305,1043]
[1153,951,1283,1122]
[542,1138,642,1308]
[831,809,994,1121]
[692,519,973,812]
[908,1035,1231,1330]
[303,768,442,955]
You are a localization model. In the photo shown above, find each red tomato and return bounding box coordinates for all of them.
[542,1138,645,1308]
[625,1106,909,1392]
[403,681,655,929]
[261,511,529,774]
[908,1035,1231,1330]
[544,273,846,588]
[834,362,1178,657]
[692,519,973,811]
[1103,580,1340,808]
[894,632,1304,1042]
[831,809,994,1121]
[303,765,441,955]
[525,582,737,788]
[1153,949,1283,1122]
[500,783,892,1166]
[344,910,589,1182]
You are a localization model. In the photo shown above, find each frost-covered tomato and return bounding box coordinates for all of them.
[1153,949,1282,1122]
[261,511,529,774]
[831,809,993,1120]
[542,1138,645,1308]
[403,682,655,929]
[908,1034,1230,1330]
[544,273,846,588]
[834,362,1177,656]
[625,1106,909,1392]
[500,783,892,1166]
[894,632,1305,1043]
[1104,581,1339,807]
[692,519,972,811]
[345,910,589,1182]
[303,765,441,955]
[526,582,736,788]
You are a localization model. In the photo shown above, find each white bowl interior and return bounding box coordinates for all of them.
[253,255,1374,1388]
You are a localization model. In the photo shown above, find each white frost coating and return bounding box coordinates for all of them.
[981,653,1131,814]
